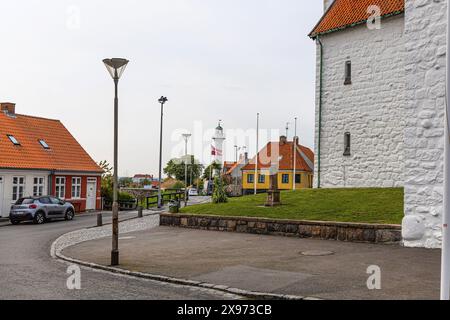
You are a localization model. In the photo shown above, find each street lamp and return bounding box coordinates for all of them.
[157,96,168,208]
[182,133,192,207]
[103,58,129,266]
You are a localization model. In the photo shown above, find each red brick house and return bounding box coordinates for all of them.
[0,102,103,216]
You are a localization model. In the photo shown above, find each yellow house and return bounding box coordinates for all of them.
[241,136,314,194]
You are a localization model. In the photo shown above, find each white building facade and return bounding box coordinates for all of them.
[311,0,447,248]
[0,170,50,218]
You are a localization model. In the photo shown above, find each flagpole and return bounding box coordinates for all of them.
[254,113,260,195]
[441,0,450,300]
[293,117,298,191]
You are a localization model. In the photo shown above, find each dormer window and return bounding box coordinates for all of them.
[7,135,20,146]
[344,60,352,85]
[39,139,50,149]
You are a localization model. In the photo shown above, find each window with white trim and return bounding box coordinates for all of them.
[55,177,66,199]
[12,177,25,201]
[72,177,81,199]
[33,177,45,197]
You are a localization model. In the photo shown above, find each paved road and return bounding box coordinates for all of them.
[0,197,234,300]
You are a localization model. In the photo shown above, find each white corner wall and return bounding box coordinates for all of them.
[402,0,447,248]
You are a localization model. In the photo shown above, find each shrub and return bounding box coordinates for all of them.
[212,177,228,204]
[172,181,186,190]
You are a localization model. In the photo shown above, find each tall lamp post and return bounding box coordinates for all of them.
[234,145,241,163]
[103,58,129,266]
[157,96,168,208]
[182,133,192,207]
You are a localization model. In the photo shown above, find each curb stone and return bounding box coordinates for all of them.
[51,217,315,301]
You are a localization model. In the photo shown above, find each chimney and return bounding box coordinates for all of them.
[280,136,288,145]
[324,0,334,11]
[1,102,16,115]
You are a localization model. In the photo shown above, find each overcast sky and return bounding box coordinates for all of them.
[0,0,323,177]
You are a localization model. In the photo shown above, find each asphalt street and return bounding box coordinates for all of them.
[0,197,234,300]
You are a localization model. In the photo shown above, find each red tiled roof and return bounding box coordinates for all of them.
[223,161,236,169]
[241,141,314,172]
[0,112,102,173]
[309,0,404,38]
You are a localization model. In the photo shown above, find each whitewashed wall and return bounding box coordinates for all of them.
[313,15,406,189]
[0,170,50,217]
[402,0,447,248]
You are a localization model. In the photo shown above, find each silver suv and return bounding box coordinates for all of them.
[10,196,75,225]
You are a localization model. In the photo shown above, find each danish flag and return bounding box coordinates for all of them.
[211,145,222,156]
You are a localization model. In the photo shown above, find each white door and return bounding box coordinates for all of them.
[86,179,97,211]
[0,177,4,217]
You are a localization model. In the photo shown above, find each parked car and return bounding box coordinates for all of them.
[10,196,75,225]
[188,188,199,196]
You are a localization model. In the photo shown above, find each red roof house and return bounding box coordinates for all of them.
[0,103,103,215]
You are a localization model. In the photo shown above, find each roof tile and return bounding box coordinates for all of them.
[0,112,102,173]
[241,141,314,172]
[309,0,404,38]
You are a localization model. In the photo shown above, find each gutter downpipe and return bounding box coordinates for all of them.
[316,35,324,189]
[441,0,450,300]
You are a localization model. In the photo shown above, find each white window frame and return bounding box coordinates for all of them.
[72,177,82,199]
[55,177,66,199]
[33,177,45,197]
[12,176,25,201]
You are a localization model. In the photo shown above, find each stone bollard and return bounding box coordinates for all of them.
[97,213,103,227]
[138,206,143,218]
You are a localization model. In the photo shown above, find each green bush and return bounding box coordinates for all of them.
[172,181,186,190]
[212,177,228,204]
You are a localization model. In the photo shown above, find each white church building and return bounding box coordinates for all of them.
[309,0,447,248]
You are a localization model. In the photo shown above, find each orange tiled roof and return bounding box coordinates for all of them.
[309,0,404,38]
[0,112,102,173]
[223,161,236,169]
[241,141,314,172]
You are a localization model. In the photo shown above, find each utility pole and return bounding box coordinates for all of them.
[441,0,450,300]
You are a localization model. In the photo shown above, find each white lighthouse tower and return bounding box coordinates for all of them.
[212,120,226,166]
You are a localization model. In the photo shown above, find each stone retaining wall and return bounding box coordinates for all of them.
[160,214,402,244]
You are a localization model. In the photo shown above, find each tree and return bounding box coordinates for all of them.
[119,177,133,188]
[212,177,228,204]
[99,160,113,200]
[99,160,113,178]
[202,162,222,180]
[98,160,133,202]
[164,156,203,185]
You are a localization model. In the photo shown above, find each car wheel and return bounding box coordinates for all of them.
[65,209,75,221]
[10,220,20,225]
[33,212,45,225]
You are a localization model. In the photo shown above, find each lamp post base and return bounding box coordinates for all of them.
[111,250,119,266]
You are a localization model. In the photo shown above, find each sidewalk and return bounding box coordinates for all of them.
[62,226,441,300]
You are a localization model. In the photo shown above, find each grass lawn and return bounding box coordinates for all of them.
[181,188,404,225]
